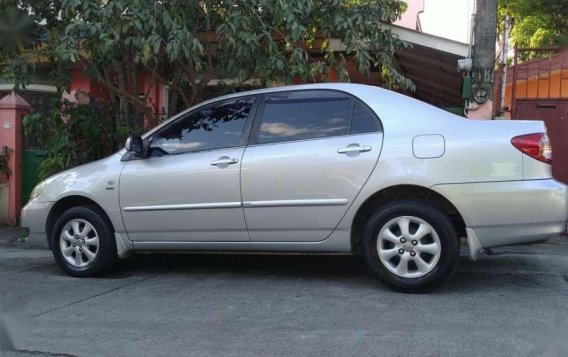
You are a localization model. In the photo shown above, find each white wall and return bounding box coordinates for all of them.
[419,0,475,43]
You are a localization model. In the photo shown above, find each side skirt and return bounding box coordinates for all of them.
[132,239,351,253]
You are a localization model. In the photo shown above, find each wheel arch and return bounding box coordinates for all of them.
[350,184,466,253]
[45,195,115,249]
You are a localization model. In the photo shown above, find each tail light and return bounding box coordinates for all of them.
[511,133,552,164]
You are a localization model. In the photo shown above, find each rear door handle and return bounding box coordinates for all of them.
[337,144,372,154]
[210,157,239,166]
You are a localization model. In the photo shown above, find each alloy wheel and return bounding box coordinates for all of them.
[59,219,100,268]
[376,216,441,278]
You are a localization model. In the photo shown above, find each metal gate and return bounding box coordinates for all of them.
[16,91,55,205]
[511,47,568,184]
[21,149,48,205]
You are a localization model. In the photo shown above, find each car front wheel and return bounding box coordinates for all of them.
[362,201,460,293]
[52,206,118,277]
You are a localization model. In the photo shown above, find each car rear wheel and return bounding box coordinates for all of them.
[362,201,459,293]
[52,206,118,277]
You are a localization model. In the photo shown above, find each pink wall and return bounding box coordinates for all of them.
[395,0,425,30]
[138,73,166,116]
[66,65,166,114]
[64,65,111,104]
[467,101,494,120]
[0,93,31,225]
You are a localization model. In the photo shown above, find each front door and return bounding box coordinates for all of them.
[241,90,383,242]
[119,95,258,242]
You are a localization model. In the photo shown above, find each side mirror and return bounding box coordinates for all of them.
[125,136,146,158]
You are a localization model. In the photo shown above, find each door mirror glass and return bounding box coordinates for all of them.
[125,136,145,157]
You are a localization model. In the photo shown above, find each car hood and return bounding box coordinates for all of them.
[37,153,124,203]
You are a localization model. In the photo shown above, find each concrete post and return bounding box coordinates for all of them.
[0,92,31,225]
[467,0,498,119]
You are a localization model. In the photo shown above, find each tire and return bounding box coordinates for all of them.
[361,200,459,293]
[51,206,118,277]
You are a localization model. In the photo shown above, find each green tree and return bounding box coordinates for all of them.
[0,0,73,91]
[22,98,112,179]
[3,0,412,133]
[500,0,568,50]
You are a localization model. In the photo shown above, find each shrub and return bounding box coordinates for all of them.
[0,148,9,183]
[23,99,113,180]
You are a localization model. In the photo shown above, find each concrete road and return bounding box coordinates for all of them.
[1,226,567,357]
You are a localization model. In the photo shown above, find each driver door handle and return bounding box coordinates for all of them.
[210,157,239,166]
[337,144,372,154]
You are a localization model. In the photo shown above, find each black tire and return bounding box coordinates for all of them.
[361,200,459,293]
[51,206,118,277]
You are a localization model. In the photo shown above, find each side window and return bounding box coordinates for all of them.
[258,91,351,144]
[350,101,381,134]
[150,96,256,155]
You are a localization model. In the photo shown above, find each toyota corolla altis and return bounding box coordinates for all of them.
[22,83,568,292]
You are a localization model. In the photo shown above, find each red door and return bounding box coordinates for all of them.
[514,99,568,184]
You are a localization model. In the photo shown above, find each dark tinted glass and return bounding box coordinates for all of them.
[258,91,351,144]
[151,96,255,154]
[350,101,380,134]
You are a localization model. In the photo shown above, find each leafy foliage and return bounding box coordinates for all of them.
[4,0,413,177]
[0,148,10,182]
[500,0,568,54]
[0,0,65,87]
[4,0,412,132]
[22,99,112,179]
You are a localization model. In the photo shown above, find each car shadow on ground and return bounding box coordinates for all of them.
[91,249,568,295]
[113,253,368,281]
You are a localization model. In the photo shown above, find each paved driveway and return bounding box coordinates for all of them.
[1,227,567,356]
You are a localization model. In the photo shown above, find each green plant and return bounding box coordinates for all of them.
[22,98,113,180]
[22,112,51,148]
[4,0,413,131]
[0,147,10,182]
[500,0,568,60]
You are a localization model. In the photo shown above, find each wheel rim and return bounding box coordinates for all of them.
[59,219,99,268]
[376,216,441,279]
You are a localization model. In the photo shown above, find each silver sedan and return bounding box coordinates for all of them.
[21,83,568,292]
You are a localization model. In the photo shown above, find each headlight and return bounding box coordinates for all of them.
[29,181,46,200]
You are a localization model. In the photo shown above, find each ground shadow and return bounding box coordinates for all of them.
[99,251,567,295]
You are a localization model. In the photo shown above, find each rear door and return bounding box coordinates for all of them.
[241,90,383,242]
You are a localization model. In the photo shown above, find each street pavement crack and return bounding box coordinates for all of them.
[13,348,77,357]
[31,273,159,318]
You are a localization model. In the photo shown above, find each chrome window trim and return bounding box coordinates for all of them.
[244,131,382,149]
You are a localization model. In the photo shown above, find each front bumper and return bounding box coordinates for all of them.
[21,201,53,249]
[432,179,568,250]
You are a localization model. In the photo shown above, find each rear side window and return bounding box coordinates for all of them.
[257,90,380,145]
[350,101,381,134]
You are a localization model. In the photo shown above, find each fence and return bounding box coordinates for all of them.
[508,47,568,185]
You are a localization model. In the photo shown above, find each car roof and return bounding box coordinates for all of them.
[194,83,382,106]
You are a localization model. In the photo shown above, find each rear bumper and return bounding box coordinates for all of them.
[21,200,53,249]
[432,179,568,249]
